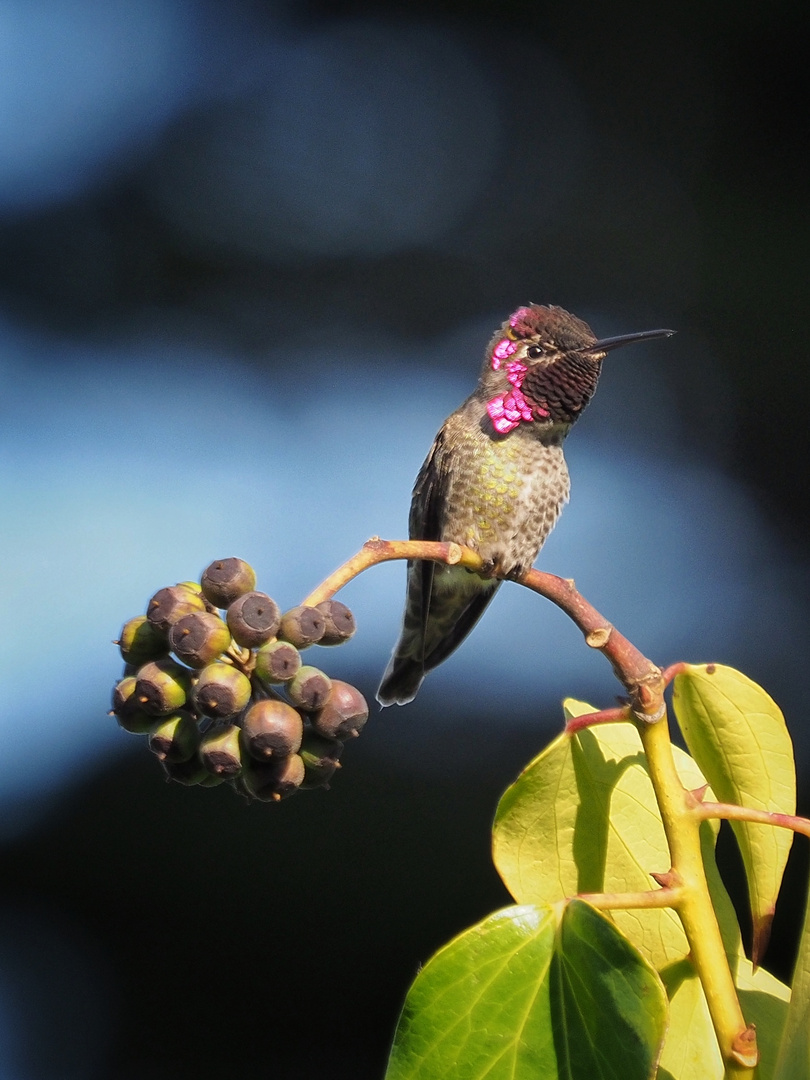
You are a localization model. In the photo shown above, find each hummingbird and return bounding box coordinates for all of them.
[377,304,674,706]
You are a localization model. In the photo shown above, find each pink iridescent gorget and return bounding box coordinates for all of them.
[487,336,550,435]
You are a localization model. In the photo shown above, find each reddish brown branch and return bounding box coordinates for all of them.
[518,568,664,717]
[662,661,689,685]
[303,538,665,720]
[564,706,632,735]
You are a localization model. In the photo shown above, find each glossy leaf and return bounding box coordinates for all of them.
[492,700,741,969]
[736,959,791,1080]
[385,900,667,1080]
[656,956,789,1080]
[657,960,722,1080]
[773,880,810,1080]
[672,664,795,962]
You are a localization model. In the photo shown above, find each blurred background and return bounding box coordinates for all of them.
[1,0,808,1075]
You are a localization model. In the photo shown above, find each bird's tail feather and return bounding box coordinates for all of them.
[376,657,425,707]
[377,578,500,706]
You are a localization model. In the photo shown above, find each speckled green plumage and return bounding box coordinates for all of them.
[377,401,571,705]
[430,407,570,573]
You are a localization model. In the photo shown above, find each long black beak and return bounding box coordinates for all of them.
[579,328,675,355]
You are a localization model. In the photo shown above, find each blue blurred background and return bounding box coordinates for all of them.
[1,1,808,1075]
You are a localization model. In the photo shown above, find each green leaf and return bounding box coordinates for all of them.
[385,900,667,1080]
[492,701,741,969]
[773,880,810,1079]
[736,959,791,1079]
[656,960,723,1080]
[656,957,789,1080]
[672,664,795,962]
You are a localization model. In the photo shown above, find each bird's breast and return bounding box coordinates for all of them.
[442,428,570,571]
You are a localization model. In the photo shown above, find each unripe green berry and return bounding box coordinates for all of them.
[147,584,206,633]
[315,600,356,646]
[241,754,305,802]
[287,665,332,711]
[201,558,256,607]
[134,660,191,716]
[193,663,251,719]
[299,732,343,789]
[111,677,155,733]
[148,711,201,763]
[161,756,209,786]
[254,640,302,684]
[199,773,227,787]
[311,680,368,739]
[169,611,232,668]
[116,710,156,735]
[241,699,303,760]
[112,676,138,714]
[199,723,243,777]
[117,615,169,666]
[278,606,325,648]
[226,591,281,648]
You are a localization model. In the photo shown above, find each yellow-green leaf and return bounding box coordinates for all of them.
[773,880,810,1080]
[736,959,791,1079]
[656,956,789,1080]
[385,901,667,1080]
[672,664,795,962]
[657,960,723,1080]
[492,699,741,970]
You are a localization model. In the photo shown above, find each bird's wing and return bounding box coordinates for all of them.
[409,426,449,542]
[421,580,499,671]
[408,427,452,659]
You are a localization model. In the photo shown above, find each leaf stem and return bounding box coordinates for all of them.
[564,706,631,734]
[697,801,810,838]
[577,887,682,910]
[639,717,756,1077]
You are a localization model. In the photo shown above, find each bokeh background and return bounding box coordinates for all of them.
[1,0,808,1076]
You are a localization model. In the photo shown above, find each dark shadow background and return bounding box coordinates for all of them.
[1,1,808,1076]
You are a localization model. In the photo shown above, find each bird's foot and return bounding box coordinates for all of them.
[478,558,520,581]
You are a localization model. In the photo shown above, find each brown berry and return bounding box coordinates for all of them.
[299,733,343,789]
[169,611,232,668]
[226,591,281,648]
[287,666,333,711]
[193,663,252,719]
[311,680,368,739]
[134,660,191,716]
[147,585,206,633]
[241,699,303,760]
[199,723,243,777]
[161,757,209,786]
[111,677,154,734]
[148,711,201,763]
[278,606,325,648]
[241,755,305,801]
[254,640,302,684]
[200,558,256,607]
[315,600,356,645]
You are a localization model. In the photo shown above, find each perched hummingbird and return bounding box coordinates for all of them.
[377,304,674,706]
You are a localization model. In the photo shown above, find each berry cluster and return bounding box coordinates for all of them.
[111,558,368,801]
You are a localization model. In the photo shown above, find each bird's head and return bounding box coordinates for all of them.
[480,304,674,435]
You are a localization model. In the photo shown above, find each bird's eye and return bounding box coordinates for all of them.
[526,345,544,359]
